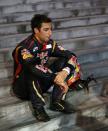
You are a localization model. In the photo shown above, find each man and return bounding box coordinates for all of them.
[12,14,81,122]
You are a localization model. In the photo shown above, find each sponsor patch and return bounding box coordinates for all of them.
[35,65,48,73]
[46,44,52,49]
[33,47,38,52]
[21,49,33,59]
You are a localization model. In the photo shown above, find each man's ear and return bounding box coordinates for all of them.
[34,28,39,34]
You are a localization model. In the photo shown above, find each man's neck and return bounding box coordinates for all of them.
[34,35,43,44]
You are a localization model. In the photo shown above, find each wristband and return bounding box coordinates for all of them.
[62,67,70,75]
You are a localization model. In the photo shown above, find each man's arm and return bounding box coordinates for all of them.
[51,41,76,59]
[51,41,78,75]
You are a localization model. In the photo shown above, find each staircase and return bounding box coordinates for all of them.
[0,0,108,130]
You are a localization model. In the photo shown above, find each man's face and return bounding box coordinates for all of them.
[34,22,52,43]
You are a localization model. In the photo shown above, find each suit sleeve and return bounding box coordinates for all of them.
[51,41,79,74]
[51,41,76,59]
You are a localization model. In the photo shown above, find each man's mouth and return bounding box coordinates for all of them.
[46,37,50,40]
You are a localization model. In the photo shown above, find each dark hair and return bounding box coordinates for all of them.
[31,14,52,33]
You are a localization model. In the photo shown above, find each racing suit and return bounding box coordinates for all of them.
[12,34,80,109]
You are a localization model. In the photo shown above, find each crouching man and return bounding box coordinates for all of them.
[12,14,81,122]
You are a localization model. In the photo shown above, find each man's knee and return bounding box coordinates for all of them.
[49,57,67,72]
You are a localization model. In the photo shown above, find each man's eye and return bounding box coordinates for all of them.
[44,29,48,31]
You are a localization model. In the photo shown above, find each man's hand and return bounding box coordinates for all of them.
[54,70,69,93]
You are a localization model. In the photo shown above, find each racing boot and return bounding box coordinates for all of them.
[50,85,76,114]
[34,107,50,122]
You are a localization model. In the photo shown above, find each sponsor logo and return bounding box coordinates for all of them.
[33,47,38,52]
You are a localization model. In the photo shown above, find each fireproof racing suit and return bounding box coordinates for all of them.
[12,34,80,109]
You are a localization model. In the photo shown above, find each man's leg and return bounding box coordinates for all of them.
[50,85,76,113]
[49,58,76,113]
[28,77,50,122]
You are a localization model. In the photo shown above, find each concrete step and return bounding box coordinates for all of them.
[1,14,108,36]
[62,34,108,51]
[0,76,107,100]
[0,92,108,131]
[0,77,107,103]
[0,76,98,99]
[1,58,108,79]
[0,61,13,79]
[0,67,108,130]
[0,67,107,99]
[53,14,108,29]
[76,46,108,64]
[0,22,108,41]
[0,48,108,79]
[52,23,108,40]
[0,24,108,49]
[0,77,12,87]
[81,60,108,78]
[56,117,108,131]
[0,0,108,24]
[10,116,108,131]
[0,48,14,62]
[0,34,108,61]
[1,42,108,64]
[0,77,12,98]
[1,0,108,8]
[0,43,108,63]
[0,0,108,8]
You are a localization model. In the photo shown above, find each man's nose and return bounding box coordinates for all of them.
[48,30,52,36]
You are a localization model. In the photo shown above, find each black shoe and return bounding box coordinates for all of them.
[34,107,50,122]
[50,100,76,114]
